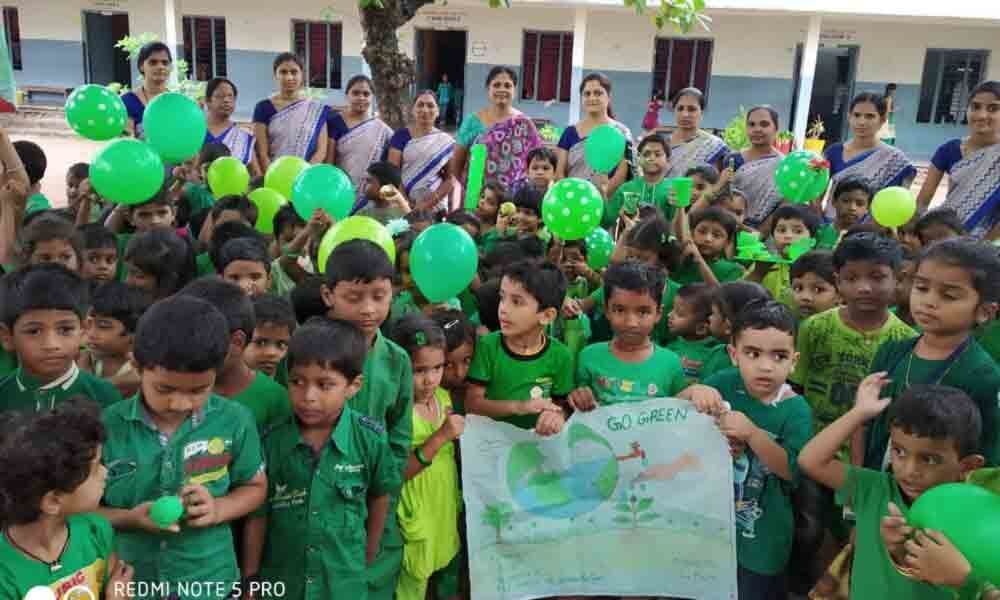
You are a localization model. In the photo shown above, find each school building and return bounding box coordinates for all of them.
[4,0,1000,159]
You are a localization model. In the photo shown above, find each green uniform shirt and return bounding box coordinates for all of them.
[257,408,401,600]
[701,342,734,381]
[231,371,292,430]
[0,513,114,600]
[975,318,1000,366]
[588,279,680,346]
[666,336,724,384]
[703,368,813,575]
[0,345,18,380]
[758,262,794,308]
[815,223,842,250]
[604,178,674,227]
[101,394,264,599]
[478,228,514,255]
[184,183,216,215]
[196,252,216,277]
[115,233,133,282]
[0,364,123,414]
[576,342,686,405]
[467,332,574,430]
[863,338,1000,468]
[791,308,916,430]
[672,257,744,286]
[836,466,953,600]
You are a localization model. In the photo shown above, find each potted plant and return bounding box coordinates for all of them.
[775,130,794,154]
[804,116,826,153]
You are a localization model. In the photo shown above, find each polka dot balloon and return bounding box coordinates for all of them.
[65,84,127,141]
[773,150,830,204]
[541,177,604,240]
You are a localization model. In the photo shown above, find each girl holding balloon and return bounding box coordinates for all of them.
[664,87,728,178]
[252,53,330,171]
[204,77,261,177]
[724,106,786,229]
[327,75,394,205]
[121,42,173,138]
[387,91,457,213]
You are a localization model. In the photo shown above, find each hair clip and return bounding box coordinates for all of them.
[414,331,428,346]
[386,218,411,238]
[443,319,460,330]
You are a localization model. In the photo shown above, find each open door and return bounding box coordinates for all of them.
[414,29,467,126]
[792,43,859,145]
[82,11,131,87]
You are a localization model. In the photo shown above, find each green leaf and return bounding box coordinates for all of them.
[613,515,632,524]
[615,502,632,513]
[639,512,660,522]
[637,498,654,512]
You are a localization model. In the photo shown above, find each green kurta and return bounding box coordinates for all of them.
[230,371,292,431]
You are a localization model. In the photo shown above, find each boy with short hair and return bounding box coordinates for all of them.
[818,176,873,248]
[511,186,545,237]
[525,146,558,191]
[667,282,722,384]
[0,264,123,413]
[98,295,267,598]
[80,282,150,397]
[555,239,602,297]
[789,250,840,319]
[216,236,272,298]
[915,208,965,247]
[123,227,197,300]
[605,133,673,227]
[673,207,744,286]
[106,188,177,280]
[748,204,820,303]
[799,382,984,600]
[18,213,84,273]
[242,318,400,599]
[245,294,297,378]
[357,161,410,224]
[79,222,119,284]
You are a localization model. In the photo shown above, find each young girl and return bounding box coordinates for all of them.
[430,308,477,413]
[18,213,83,273]
[123,228,197,300]
[389,314,464,600]
[643,91,665,134]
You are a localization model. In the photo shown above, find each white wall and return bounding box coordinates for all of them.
[7,0,167,41]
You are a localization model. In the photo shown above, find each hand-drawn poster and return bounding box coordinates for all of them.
[461,398,738,600]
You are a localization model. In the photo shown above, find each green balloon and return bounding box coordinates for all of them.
[265,156,309,200]
[542,178,604,240]
[584,124,627,174]
[465,143,487,211]
[143,92,207,164]
[774,150,830,204]
[291,164,355,221]
[248,188,288,234]
[65,84,127,141]
[871,186,916,228]
[410,224,479,303]
[149,495,185,528]
[317,216,395,273]
[207,157,250,198]
[584,227,614,270]
[91,139,165,205]
[909,483,1000,582]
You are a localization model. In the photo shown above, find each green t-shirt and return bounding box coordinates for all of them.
[671,257,745,286]
[863,338,1000,469]
[183,182,215,215]
[758,262,794,308]
[975,318,1000,366]
[101,394,264,599]
[0,345,17,380]
[388,291,461,326]
[467,332,574,430]
[230,371,292,430]
[0,513,114,600]
[703,368,813,575]
[815,223,842,250]
[836,466,953,600]
[196,251,216,277]
[479,228,515,255]
[0,364,123,414]
[588,279,680,346]
[666,336,724,384]
[115,232,133,282]
[791,308,916,429]
[605,178,674,227]
[576,342,686,405]
[256,408,401,600]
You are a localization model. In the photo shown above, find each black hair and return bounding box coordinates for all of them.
[18,213,84,267]
[177,277,255,339]
[475,278,501,332]
[602,260,665,305]
[482,181,507,202]
[580,73,615,118]
[393,230,417,263]
[482,241,529,279]
[625,215,677,267]
[133,295,229,372]
[444,210,482,232]
[690,206,739,241]
[345,74,373,94]
[0,264,89,328]
[137,42,173,73]
[287,317,367,379]
[486,66,518,87]
[12,140,47,185]
[0,399,105,526]
[511,186,544,218]
[833,232,902,271]
[676,282,714,323]
[849,92,888,117]
[273,204,306,239]
[324,239,396,288]
[388,313,447,357]
[772,204,821,237]
[90,282,152,334]
[637,133,671,158]
[526,146,558,170]
[713,280,771,323]
[672,87,706,109]
[731,299,798,342]
[405,209,437,226]
[915,208,965,242]
[215,236,271,275]
[560,238,588,258]
[502,260,567,312]
[205,77,238,100]
[128,185,174,211]
[210,194,258,225]
[272,52,303,73]
[845,222,891,238]
[790,250,837,286]
[124,228,197,299]
[746,105,780,131]
[198,142,231,166]
[291,275,329,324]
[685,164,720,184]
[67,162,89,180]
[832,176,874,204]
[78,223,117,252]
[208,220,259,268]
[412,89,438,106]
[970,80,1000,103]
[367,161,403,189]
[888,385,982,458]
[918,238,1000,304]
[252,294,297,334]
[429,308,476,352]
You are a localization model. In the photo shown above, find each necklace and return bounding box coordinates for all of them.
[4,526,69,572]
[903,336,971,387]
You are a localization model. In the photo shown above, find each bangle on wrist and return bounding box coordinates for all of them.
[415,446,432,466]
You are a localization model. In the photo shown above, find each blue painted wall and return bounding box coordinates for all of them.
[17,39,85,94]
[854,81,961,162]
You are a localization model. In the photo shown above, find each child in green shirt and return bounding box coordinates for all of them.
[79,223,120,285]
[788,250,840,319]
[605,133,673,227]
[429,309,477,415]
[746,204,819,303]
[476,182,512,254]
[79,282,150,399]
[817,176,872,250]
[698,281,772,382]
[673,207,745,286]
[244,294,296,379]
[105,189,178,280]
[216,235,272,298]
[667,282,722,384]
[355,162,410,224]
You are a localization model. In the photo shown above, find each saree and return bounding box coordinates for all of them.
[940,142,1000,238]
[565,121,634,181]
[206,125,255,165]
[335,117,393,198]
[665,130,729,178]
[733,152,784,227]
[457,112,542,189]
[266,99,329,160]
[825,143,916,219]
[401,129,455,211]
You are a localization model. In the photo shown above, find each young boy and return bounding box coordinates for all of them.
[65,162,93,220]
[466,259,573,434]
[894,247,918,327]
[915,208,965,247]
[791,232,916,432]
[511,186,545,238]
[216,236,272,298]
[357,161,410,224]
[80,282,150,397]
[789,250,840,319]
[667,282,722,384]
[98,295,267,598]
[242,318,400,599]
[698,281,773,382]
[863,238,1000,469]
[819,176,873,249]
[0,264,123,413]
[105,189,177,281]
[19,213,84,273]
[320,239,413,600]
[570,261,686,409]
[244,294,296,378]
[79,222,119,284]
[178,277,291,430]
[605,133,673,227]
[0,400,133,599]
[174,142,230,228]
[673,207,744,286]
[525,146,558,192]
[556,239,602,298]
[799,382,984,600]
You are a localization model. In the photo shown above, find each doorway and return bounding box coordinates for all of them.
[414,29,467,127]
[82,11,132,87]
[791,44,859,144]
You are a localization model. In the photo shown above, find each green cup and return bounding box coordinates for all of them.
[672,177,693,208]
[623,191,640,215]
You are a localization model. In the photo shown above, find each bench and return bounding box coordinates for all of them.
[20,85,72,103]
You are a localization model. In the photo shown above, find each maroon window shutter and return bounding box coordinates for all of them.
[214,18,227,77]
[652,38,670,98]
[559,34,573,103]
[308,22,328,88]
[668,39,694,100]
[693,40,713,97]
[522,32,538,100]
[536,33,561,102]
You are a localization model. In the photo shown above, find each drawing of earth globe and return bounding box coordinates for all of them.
[507,422,619,518]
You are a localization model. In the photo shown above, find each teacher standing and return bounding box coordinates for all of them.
[664,87,728,178]
[387,91,456,213]
[122,42,173,139]
[252,53,329,171]
[327,75,393,201]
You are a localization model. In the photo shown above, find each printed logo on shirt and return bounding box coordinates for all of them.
[680,356,703,378]
[333,463,364,473]
[183,437,233,485]
[22,558,106,600]
[271,482,308,510]
[647,384,658,396]
[530,378,553,400]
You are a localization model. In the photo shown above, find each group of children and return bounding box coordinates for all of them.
[0,120,998,600]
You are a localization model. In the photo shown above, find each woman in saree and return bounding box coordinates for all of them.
[122,42,172,139]
[327,75,393,203]
[824,92,916,219]
[724,105,785,228]
[252,53,329,171]
[556,72,633,197]
[664,87,728,178]
[449,67,543,192]
[916,80,1000,239]
[387,91,456,213]
[204,77,261,176]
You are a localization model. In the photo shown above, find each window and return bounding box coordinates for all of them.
[652,38,713,103]
[292,21,342,90]
[917,49,989,124]
[182,16,227,81]
[521,31,572,103]
[2,6,20,70]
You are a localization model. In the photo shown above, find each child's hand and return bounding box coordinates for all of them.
[880,501,913,563]
[681,240,703,262]
[535,408,566,436]
[618,210,638,233]
[181,483,219,528]
[568,387,597,412]
[681,384,726,416]
[105,559,135,600]
[306,209,333,240]
[854,372,892,420]
[438,412,465,441]
[129,501,181,534]
[904,530,972,587]
[718,411,758,442]
[521,396,559,415]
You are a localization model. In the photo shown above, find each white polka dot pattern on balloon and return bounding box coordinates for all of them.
[562,208,571,216]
